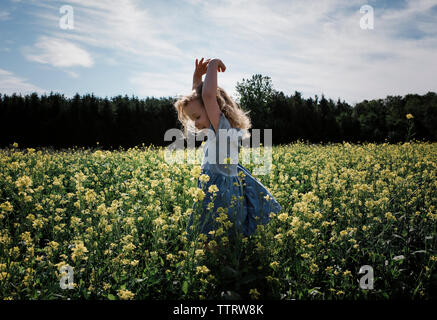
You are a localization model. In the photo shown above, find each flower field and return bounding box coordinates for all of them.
[0,141,436,300]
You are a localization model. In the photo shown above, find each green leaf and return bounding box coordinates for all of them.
[182,281,188,295]
[107,294,116,300]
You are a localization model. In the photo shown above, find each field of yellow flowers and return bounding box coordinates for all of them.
[0,141,436,300]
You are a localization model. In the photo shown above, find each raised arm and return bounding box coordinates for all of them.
[202,59,226,98]
[192,58,210,90]
[202,59,226,133]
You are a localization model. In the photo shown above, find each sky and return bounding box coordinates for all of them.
[1,0,437,105]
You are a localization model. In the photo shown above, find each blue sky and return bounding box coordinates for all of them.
[1,0,436,105]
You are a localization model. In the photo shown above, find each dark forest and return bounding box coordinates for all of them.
[1,74,436,150]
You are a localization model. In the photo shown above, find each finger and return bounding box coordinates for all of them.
[195,58,198,67]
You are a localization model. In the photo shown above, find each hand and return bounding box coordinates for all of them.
[194,57,211,77]
[207,58,226,72]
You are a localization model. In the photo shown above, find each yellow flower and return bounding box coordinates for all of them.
[166,254,175,261]
[178,250,188,258]
[215,212,228,223]
[0,201,13,213]
[122,243,136,252]
[195,249,205,258]
[48,241,59,251]
[15,175,33,190]
[215,228,225,236]
[199,174,210,183]
[223,221,233,230]
[310,263,319,273]
[221,236,228,245]
[84,189,97,203]
[301,253,310,259]
[249,288,261,300]
[153,217,165,227]
[74,200,80,210]
[207,201,215,211]
[269,261,279,270]
[196,266,210,274]
[385,212,396,221]
[20,232,32,245]
[274,233,283,243]
[208,184,219,194]
[0,272,10,281]
[406,113,414,119]
[118,289,135,300]
[277,212,289,222]
[189,187,205,202]
[71,241,88,262]
[96,204,108,216]
[12,142,18,148]
[191,166,202,179]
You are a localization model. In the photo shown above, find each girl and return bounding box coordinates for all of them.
[174,57,282,242]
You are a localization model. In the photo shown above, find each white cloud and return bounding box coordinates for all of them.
[13,0,437,103]
[30,0,189,63]
[129,71,189,98]
[192,0,437,104]
[0,69,46,95]
[23,36,93,68]
[64,70,79,78]
[129,66,247,101]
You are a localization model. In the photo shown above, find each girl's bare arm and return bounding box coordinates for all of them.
[202,59,226,98]
[202,59,226,133]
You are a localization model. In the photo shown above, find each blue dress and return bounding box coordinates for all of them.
[186,112,282,240]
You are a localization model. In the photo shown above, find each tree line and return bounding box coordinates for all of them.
[1,74,436,150]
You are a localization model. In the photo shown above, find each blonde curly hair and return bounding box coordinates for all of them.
[174,82,252,140]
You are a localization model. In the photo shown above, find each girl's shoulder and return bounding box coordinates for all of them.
[208,112,243,138]
[209,112,230,133]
